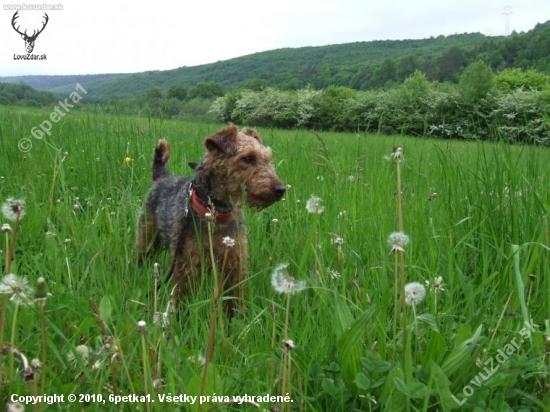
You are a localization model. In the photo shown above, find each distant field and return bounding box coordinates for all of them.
[0,106,549,411]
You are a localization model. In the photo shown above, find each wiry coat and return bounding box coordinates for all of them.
[135,125,286,315]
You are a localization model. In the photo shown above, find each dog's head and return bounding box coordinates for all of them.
[203,125,286,209]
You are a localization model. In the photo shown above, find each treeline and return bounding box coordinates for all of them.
[0,82,56,107]
[103,81,224,122]
[209,65,550,145]
[3,20,549,101]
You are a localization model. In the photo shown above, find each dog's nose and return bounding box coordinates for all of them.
[273,184,286,198]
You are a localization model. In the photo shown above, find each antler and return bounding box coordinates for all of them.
[11,11,49,40]
[11,11,26,36]
[29,13,49,40]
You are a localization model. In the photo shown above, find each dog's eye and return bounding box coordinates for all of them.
[241,155,256,165]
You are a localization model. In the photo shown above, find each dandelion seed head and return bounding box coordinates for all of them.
[137,320,147,332]
[222,236,235,248]
[282,339,296,350]
[153,312,169,328]
[405,282,426,306]
[392,146,404,161]
[306,195,324,214]
[0,273,34,306]
[333,237,345,246]
[188,354,206,366]
[30,358,42,370]
[272,218,279,224]
[425,276,445,293]
[328,269,341,279]
[1,198,25,221]
[271,263,306,295]
[1,223,12,233]
[67,345,90,364]
[6,402,25,412]
[433,276,445,292]
[388,232,410,253]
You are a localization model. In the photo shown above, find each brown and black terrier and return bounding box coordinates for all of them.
[135,125,286,315]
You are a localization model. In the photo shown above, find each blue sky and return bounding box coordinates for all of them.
[1,0,549,76]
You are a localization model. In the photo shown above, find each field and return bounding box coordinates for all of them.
[0,106,549,411]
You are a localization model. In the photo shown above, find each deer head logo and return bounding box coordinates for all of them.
[11,11,49,54]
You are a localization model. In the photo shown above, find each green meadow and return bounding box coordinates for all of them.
[0,106,549,411]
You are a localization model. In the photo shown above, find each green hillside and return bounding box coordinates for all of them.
[1,20,549,102]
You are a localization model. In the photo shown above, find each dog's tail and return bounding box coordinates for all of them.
[152,139,171,182]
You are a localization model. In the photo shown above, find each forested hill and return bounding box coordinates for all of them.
[2,20,549,101]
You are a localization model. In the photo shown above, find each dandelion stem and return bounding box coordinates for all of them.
[140,331,151,412]
[39,304,47,391]
[6,210,21,274]
[10,301,20,379]
[392,253,398,361]
[396,158,408,364]
[153,264,159,315]
[280,293,292,412]
[4,231,9,275]
[270,302,277,389]
[0,293,8,389]
[201,218,221,400]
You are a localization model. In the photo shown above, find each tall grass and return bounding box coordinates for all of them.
[0,105,549,411]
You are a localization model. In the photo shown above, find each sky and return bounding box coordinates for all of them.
[0,0,549,77]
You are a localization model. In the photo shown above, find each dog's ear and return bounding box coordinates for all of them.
[205,124,238,155]
[242,127,263,144]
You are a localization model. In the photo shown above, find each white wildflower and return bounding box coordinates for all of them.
[222,236,235,248]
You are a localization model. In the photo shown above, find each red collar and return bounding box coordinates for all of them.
[189,188,234,224]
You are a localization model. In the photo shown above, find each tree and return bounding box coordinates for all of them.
[494,68,550,92]
[312,86,356,130]
[189,82,225,99]
[146,86,163,100]
[459,61,494,103]
[167,84,188,101]
[373,58,397,88]
[436,46,467,82]
[396,55,420,82]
